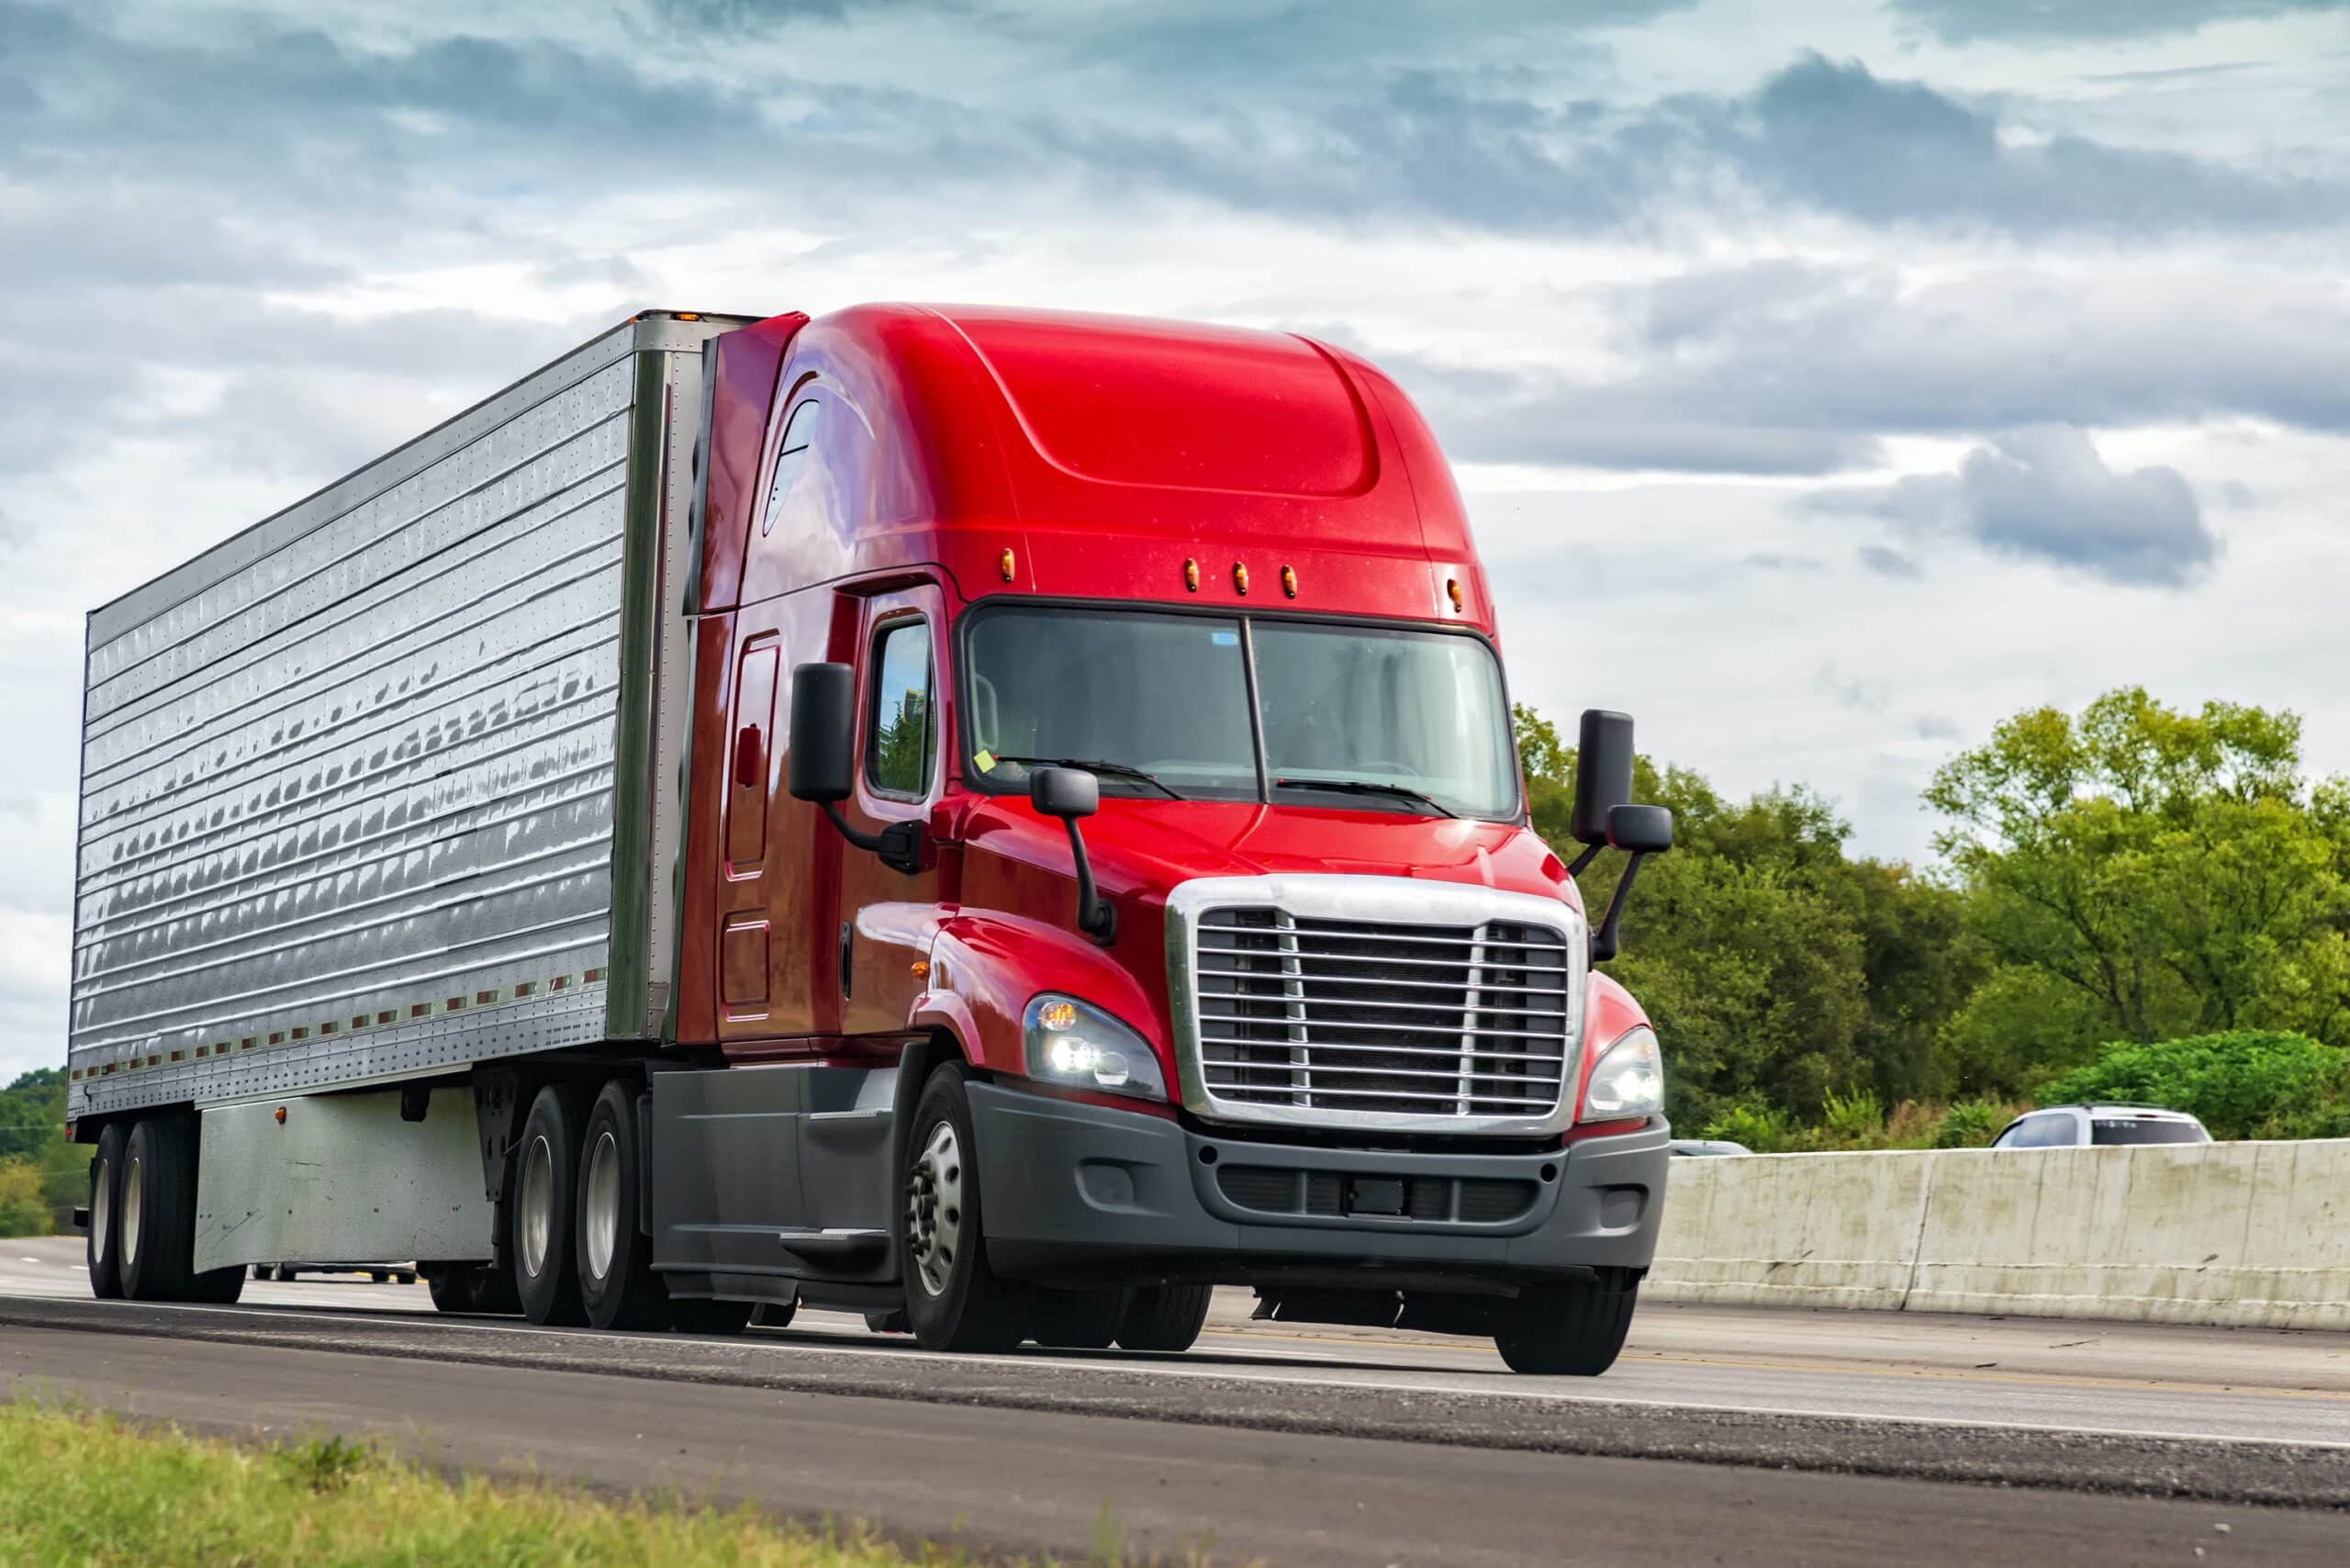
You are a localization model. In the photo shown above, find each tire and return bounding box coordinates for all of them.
[899,1066,1030,1352]
[252,1264,269,1282]
[576,1081,669,1331]
[395,1270,418,1286]
[187,1262,245,1305]
[1030,1286,1128,1350]
[511,1086,589,1327]
[426,1266,477,1314]
[471,1259,523,1316]
[1115,1282,1214,1352]
[369,1270,390,1283]
[119,1116,199,1302]
[274,1264,298,1283]
[86,1123,127,1300]
[1493,1276,1639,1376]
[754,1299,798,1328]
[865,1309,911,1335]
[667,1297,754,1336]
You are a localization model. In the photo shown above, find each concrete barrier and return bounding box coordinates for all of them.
[1646,1137,2350,1331]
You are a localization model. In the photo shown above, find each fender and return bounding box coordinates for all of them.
[923,910,1165,1080]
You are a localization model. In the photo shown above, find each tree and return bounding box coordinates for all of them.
[1927,688,2350,1083]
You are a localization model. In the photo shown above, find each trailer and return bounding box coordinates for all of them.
[70,305,1676,1371]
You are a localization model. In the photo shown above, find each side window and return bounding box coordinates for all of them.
[867,620,934,799]
[761,398,820,537]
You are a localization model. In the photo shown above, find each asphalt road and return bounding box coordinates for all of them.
[3,1238,2345,1565]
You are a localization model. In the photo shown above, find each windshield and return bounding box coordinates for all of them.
[960,606,1520,818]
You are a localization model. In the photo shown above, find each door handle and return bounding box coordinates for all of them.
[734,724,763,787]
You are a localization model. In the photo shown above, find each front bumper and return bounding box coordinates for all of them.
[967,1081,1669,1287]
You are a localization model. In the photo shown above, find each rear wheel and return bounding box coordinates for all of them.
[1114,1282,1214,1352]
[274,1264,298,1283]
[512,1086,589,1327]
[86,1123,127,1300]
[900,1067,1029,1353]
[119,1116,241,1304]
[426,1265,477,1314]
[1493,1276,1639,1376]
[576,1081,669,1331]
[1030,1286,1128,1350]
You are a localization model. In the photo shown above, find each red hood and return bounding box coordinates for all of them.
[955,796,1583,914]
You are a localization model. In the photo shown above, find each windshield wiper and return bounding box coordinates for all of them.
[991,756,1186,801]
[1274,777,1456,818]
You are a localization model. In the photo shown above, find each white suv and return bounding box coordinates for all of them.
[1989,1103,2211,1149]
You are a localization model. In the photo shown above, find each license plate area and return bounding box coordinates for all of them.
[1344,1175,1406,1216]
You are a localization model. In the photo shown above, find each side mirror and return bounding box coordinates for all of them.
[1029,766,1099,822]
[1606,803,1673,856]
[788,660,922,876]
[1570,710,1635,846]
[787,662,856,803]
[1030,767,1113,943]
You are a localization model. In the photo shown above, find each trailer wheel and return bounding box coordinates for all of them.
[1493,1275,1639,1376]
[186,1259,245,1305]
[426,1265,476,1314]
[900,1067,1031,1353]
[86,1123,127,1300]
[1030,1286,1128,1350]
[511,1086,590,1327]
[576,1081,669,1331]
[1114,1283,1214,1353]
[120,1116,208,1302]
[274,1264,299,1283]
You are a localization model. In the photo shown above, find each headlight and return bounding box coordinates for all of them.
[1023,993,1169,1101]
[1580,1025,1664,1121]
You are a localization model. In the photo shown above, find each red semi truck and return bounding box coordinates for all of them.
[68,305,1673,1373]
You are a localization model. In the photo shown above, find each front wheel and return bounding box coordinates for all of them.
[1493,1276,1639,1376]
[900,1068,1029,1353]
[1115,1283,1213,1352]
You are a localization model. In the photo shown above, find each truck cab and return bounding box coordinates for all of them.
[659,304,1673,1372]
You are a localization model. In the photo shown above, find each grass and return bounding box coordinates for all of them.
[0,1398,993,1567]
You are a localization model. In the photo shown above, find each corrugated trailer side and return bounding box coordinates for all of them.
[66,312,746,1126]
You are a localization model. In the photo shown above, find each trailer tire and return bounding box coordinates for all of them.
[1493,1275,1639,1376]
[426,1265,476,1314]
[511,1086,589,1327]
[900,1067,1031,1353]
[1030,1286,1128,1350]
[1114,1282,1214,1353]
[87,1123,128,1300]
[119,1116,200,1302]
[274,1264,298,1283]
[576,1081,669,1331]
[186,1260,245,1305]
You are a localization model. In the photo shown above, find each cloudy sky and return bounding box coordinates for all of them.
[4,0,2347,1080]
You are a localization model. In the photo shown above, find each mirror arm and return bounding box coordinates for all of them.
[1590,851,1650,966]
[1565,842,1604,879]
[817,801,923,877]
[1062,818,1116,944]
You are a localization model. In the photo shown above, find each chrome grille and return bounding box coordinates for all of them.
[1191,906,1575,1121]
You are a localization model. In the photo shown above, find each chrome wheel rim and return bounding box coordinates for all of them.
[120,1154,143,1270]
[906,1119,964,1298]
[582,1128,620,1282]
[91,1154,112,1262]
[519,1133,554,1279]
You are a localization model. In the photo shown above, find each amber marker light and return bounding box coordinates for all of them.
[274,1106,286,1125]
[1281,565,1298,599]
[1183,558,1200,592]
[1447,577,1464,612]
[1233,562,1250,595]
[1037,998,1080,1032]
[1000,548,1016,582]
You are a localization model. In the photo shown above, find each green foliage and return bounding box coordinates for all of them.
[1933,1099,2008,1148]
[1700,1103,1791,1152]
[2037,1030,2350,1139]
[0,1160,47,1238]
[0,1400,952,1566]
[1821,1089,1885,1142]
